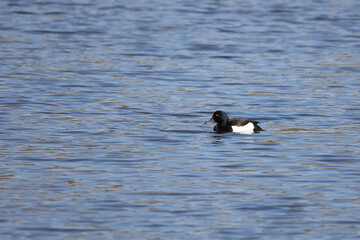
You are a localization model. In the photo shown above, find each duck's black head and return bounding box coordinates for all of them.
[205,110,229,126]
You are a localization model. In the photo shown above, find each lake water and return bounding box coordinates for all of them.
[1,0,360,239]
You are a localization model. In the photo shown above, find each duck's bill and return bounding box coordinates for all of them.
[204,118,215,125]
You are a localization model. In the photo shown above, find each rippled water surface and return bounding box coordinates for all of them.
[1,0,360,239]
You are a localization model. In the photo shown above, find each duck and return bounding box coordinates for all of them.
[204,110,263,134]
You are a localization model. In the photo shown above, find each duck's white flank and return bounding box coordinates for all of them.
[231,122,255,134]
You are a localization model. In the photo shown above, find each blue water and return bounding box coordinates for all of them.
[1,0,360,239]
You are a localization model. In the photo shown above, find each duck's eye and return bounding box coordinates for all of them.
[215,114,219,117]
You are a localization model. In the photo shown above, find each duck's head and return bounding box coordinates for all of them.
[204,110,229,126]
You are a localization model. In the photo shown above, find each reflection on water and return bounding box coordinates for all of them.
[1,0,360,239]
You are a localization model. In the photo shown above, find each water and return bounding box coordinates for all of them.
[1,0,360,239]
